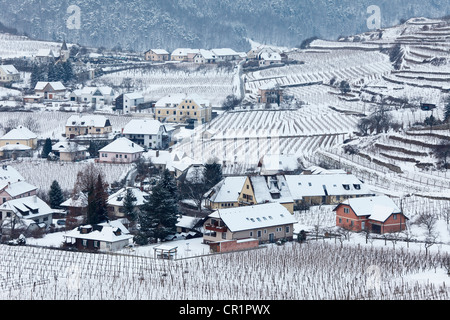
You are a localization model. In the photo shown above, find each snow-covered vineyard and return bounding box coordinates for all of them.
[0,242,448,300]
[172,107,358,174]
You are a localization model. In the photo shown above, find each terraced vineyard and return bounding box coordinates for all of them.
[173,107,358,174]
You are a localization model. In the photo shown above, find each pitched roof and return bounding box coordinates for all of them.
[66,114,110,127]
[207,176,247,203]
[107,187,150,207]
[52,141,87,153]
[154,93,210,108]
[284,173,372,200]
[123,119,164,136]
[0,126,37,141]
[99,137,144,154]
[0,65,19,75]
[147,49,169,55]
[0,165,24,189]
[2,181,37,197]
[211,48,239,56]
[64,220,133,243]
[209,203,296,232]
[34,81,66,91]
[337,196,403,223]
[1,195,53,219]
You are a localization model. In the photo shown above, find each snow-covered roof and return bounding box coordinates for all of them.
[209,203,297,232]
[36,49,57,58]
[176,215,200,230]
[0,65,19,75]
[123,119,164,135]
[259,154,299,174]
[1,195,53,219]
[52,141,87,153]
[338,195,403,223]
[64,220,133,243]
[2,181,37,198]
[250,175,293,204]
[148,49,169,55]
[207,176,247,203]
[124,92,144,100]
[284,173,372,200]
[0,165,24,189]
[61,192,87,208]
[259,51,282,61]
[34,81,66,91]
[107,187,150,207]
[196,49,216,60]
[171,48,200,56]
[99,137,144,154]
[66,114,110,128]
[155,93,210,108]
[0,126,37,141]
[0,144,32,151]
[211,48,239,56]
[303,166,347,175]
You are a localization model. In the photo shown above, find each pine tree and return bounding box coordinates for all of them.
[48,180,64,209]
[42,138,52,159]
[86,174,109,225]
[139,171,180,243]
[122,188,137,221]
[204,161,223,190]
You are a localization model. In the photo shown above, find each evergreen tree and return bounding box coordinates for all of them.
[48,180,64,209]
[86,174,109,225]
[41,138,52,159]
[139,171,180,243]
[122,188,137,221]
[204,161,223,190]
[62,61,74,83]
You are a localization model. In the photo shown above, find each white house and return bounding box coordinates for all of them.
[0,65,20,83]
[122,119,167,149]
[64,220,133,252]
[35,49,58,64]
[34,81,66,100]
[193,49,216,64]
[107,187,150,218]
[123,92,144,114]
[98,137,144,164]
[0,195,54,234]
[211,48,241,61]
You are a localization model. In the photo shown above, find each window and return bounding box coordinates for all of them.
[343,184,350,190]
[222,232,227,240]
[257,230,262,238]
[393,214,397,220]
[344,207,350,214]
[249,231,253,237]
[285,226,290,233]
[94,241,99,248]
[82,240,88,247]
[354,184,361,190]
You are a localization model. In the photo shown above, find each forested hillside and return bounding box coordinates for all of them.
[0,0,450,52]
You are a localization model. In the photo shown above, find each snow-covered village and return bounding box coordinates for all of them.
[0,1,449,306]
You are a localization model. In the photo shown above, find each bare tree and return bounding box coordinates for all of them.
[415,213,438,257]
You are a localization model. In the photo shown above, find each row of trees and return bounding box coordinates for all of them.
[30,61,74,88]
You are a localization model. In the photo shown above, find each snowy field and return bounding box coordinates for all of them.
[0,33,65,59]
[92,63,237,107]
[11,222,450,300]
[7,159,133,193]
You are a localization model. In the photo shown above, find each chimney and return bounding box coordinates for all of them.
[33,195,37,203]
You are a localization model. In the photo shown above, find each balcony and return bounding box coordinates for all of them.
[205,223,227,233]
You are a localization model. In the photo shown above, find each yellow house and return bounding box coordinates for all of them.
[145,49,170,61]
[65,114,112,138]
[154,93,212,124]
[0,126,37,158]
[205,175,294,213]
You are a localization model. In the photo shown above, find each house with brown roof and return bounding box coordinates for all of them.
[145,49,170,61]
